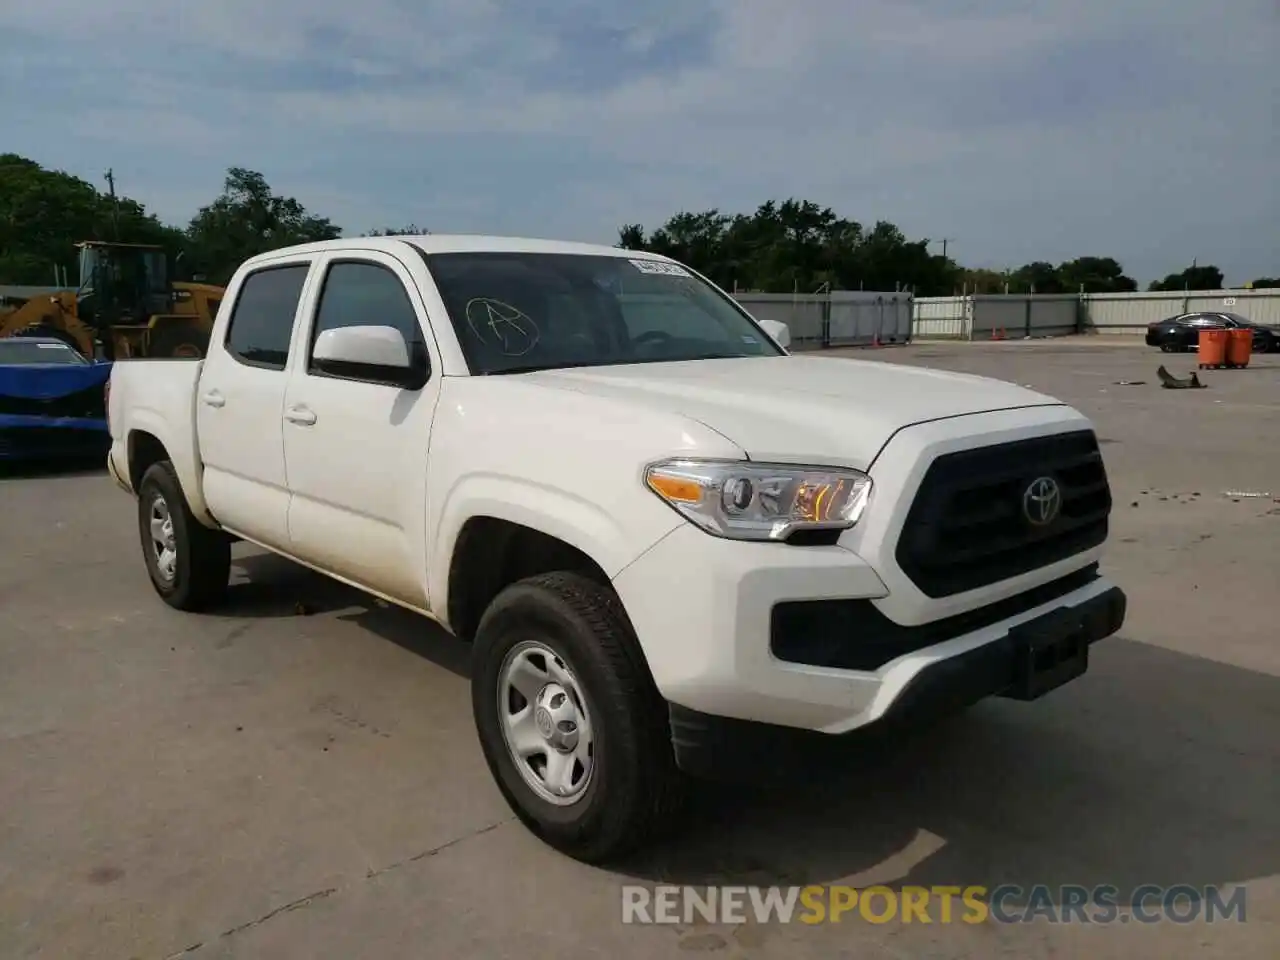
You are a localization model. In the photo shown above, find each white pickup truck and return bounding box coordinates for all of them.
[106,235,1126,862]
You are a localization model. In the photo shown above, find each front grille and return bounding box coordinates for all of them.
[0,385,105,419]
[894,430,1111,598]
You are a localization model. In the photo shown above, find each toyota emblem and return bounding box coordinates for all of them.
[534,706,554,739]
[1022,476,1062,527]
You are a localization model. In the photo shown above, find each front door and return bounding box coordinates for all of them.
[281,252,442,609]
[196,259,313,550]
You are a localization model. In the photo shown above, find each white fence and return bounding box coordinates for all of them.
[733,291,913,350]
[913,288,1280,340]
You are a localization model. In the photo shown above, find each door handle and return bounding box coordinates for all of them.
[201,390,225,408]
[284,406,317,426]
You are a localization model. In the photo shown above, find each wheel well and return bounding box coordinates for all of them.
[127,431,170,492]
[447,517,610,642]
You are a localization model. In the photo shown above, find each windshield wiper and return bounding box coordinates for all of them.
[486,354,756,375]
[486,360,606,375]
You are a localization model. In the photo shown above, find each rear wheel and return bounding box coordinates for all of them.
[471,571,687,863]
[137,461,230,610]
[149,323,210,359]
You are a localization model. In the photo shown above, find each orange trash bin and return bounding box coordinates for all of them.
[1198,329,1229,367]
[1226,328,1253,368]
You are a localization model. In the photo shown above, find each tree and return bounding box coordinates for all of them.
[185,168,341,284]
[618,199,960,295]
[1008,261,1063,294]
[0,154,181,285]
[1149,264,1224,291]
[1247,276,1279,289]
[960,268,1011,294]
[1057,256,1137,293]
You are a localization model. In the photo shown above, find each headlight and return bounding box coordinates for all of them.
[644,458,873,542]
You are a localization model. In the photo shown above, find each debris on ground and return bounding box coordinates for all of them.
[1114,380,1146,386]
[1222,491,1272,499]
[1157,365,1205,389]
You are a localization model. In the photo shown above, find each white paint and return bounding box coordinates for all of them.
[107,234,1119,747]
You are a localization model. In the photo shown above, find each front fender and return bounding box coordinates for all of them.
[428,472,683,617]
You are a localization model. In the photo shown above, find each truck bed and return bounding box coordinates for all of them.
[106,359,209,517]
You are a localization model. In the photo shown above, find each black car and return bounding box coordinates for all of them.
[1145,312,1279,353]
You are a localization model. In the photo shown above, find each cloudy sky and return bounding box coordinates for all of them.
[3,0,1277,284]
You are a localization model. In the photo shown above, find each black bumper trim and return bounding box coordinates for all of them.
[771,563,1101,672]
[668,584,1126,781]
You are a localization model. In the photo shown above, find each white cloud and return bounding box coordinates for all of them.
[2,0,1276,282]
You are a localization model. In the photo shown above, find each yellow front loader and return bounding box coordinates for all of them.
[0,242,224,360]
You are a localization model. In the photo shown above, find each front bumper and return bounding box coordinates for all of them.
[0,414,110,461]
[612,523,1125,773]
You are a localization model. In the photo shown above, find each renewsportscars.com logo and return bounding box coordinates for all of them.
[621,884,1248,926]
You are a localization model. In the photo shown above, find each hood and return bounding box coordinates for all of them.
[524,354,1062,468]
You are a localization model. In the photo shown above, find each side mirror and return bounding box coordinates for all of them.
[312,325,427,388]
[314,325,410,367]
[759,318,790,349]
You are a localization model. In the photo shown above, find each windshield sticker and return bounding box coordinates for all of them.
[629,259,691,278]
[36,342,64,349]
[464,298,540,357]
[741,335,758,344]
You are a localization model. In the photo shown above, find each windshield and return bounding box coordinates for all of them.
[419,251,784,374]
[0,340,89,365]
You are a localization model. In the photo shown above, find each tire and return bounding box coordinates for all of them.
[137,461,231,611]
[149,323,210,359]
[471,571,687,863]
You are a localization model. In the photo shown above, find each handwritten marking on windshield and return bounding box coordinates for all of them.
[464,298,540,357]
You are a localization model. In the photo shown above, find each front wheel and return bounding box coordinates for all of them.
[137,461,231,610]
[471,572,687,863]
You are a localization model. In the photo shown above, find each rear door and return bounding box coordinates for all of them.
[196,257,315,550]
[281,250,443,608]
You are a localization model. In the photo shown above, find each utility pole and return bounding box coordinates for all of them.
[938,237,956,260]
[104,168,120,238]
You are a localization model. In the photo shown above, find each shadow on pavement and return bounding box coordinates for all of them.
[219,550,471,678]
[196,547,1280,905]
[617,637,1279,905]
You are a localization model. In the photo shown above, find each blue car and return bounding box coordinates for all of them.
[0,337,113,461]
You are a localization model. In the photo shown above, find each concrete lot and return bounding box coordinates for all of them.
[2,339,1277,959]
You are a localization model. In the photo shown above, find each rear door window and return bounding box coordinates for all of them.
[224,264,310,369]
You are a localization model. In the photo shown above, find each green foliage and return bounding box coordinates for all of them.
[1246,277,1278,289]
[0,153,182,285]
[0,154,1250,297]
[0,156,340,288]
[619,200,960,295]
[185,168,341,284]
[1149,264,1225,291]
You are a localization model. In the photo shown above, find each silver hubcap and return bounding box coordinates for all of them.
[497,640,594,805]
[148,495,178,582]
